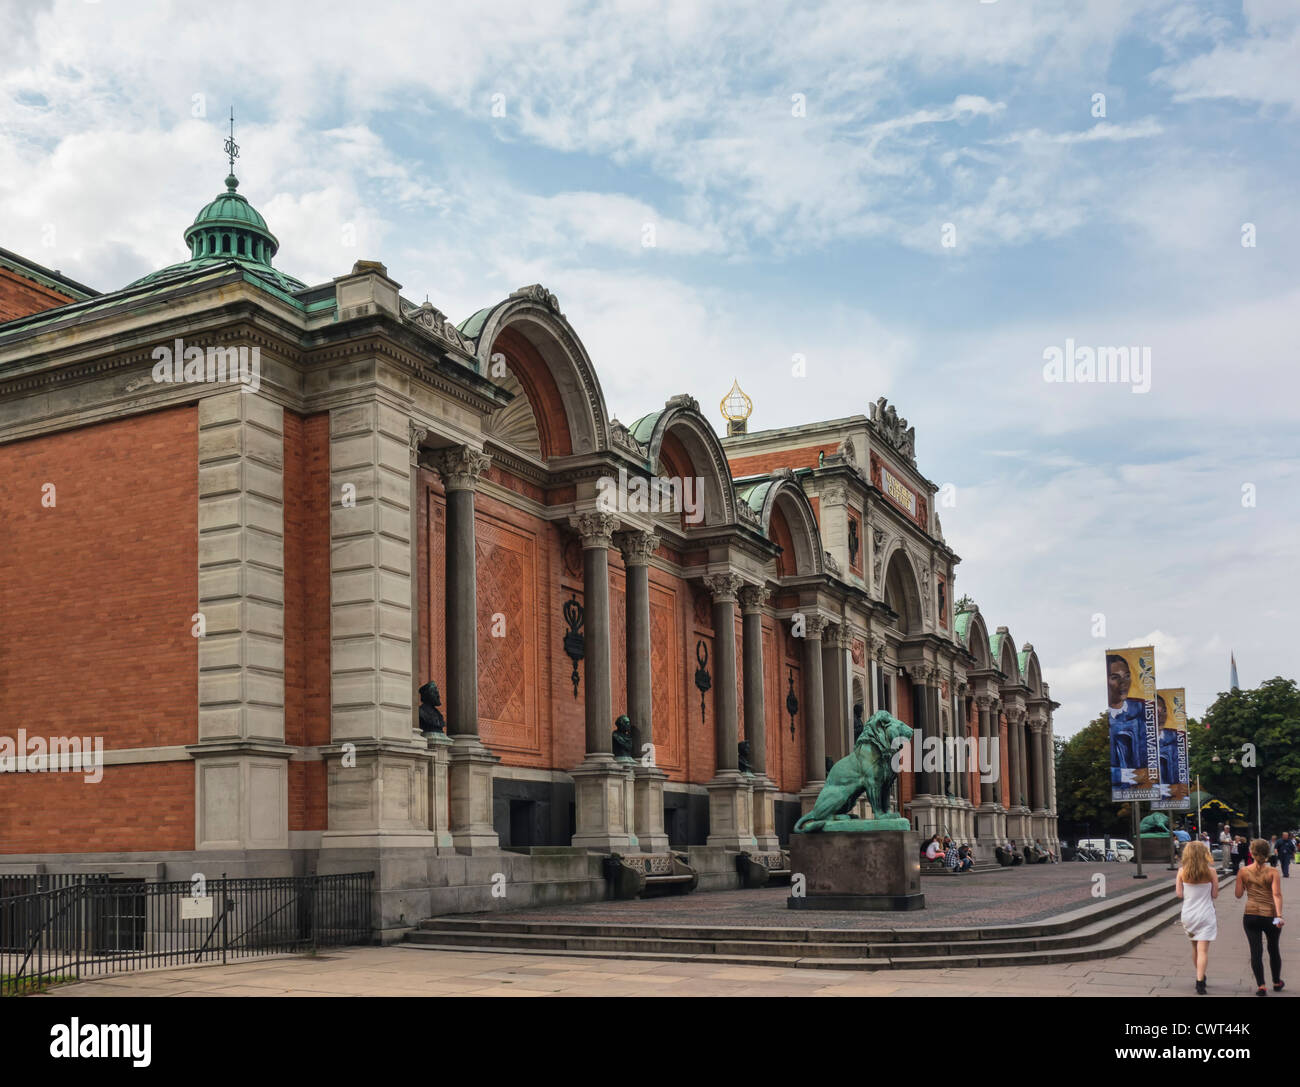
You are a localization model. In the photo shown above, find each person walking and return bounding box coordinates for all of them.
[1235,838,1285,995]
[1177,840,1218,994]
[1277,831,1296,878]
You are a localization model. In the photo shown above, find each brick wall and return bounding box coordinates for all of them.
[0,266,77,323]
[0,406,198,852]
[284,411,331,832]
[727,442,840,479]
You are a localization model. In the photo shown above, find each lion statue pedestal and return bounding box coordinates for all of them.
[786,710,925,911]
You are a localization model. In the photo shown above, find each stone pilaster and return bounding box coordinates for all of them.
[430,444,498,852]
[321,400,434,847]
[570,512,633,852]
[191,390,290,851]
[617,529,668,852]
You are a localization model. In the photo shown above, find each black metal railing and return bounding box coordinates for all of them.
[0,871,372,996]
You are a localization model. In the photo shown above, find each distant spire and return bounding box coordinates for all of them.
[223,107,240,191]
[1230,651,1239,691]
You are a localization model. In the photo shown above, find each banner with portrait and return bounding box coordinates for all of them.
[1105,646,1159,801]
[1150,687,1190,811]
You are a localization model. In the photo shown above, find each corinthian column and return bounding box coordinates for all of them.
[799,614,828,815]
[703,572,754,849]
[616,529,667,851]
[740,584,778,850]
[429,445,499,852]
[569,512,633,852]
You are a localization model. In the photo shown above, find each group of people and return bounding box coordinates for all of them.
[995,838,1056,866]
[1177,837,1286,995]
[920,834,1057,872]
[921,835,975,873]
[1216,827,1296,877]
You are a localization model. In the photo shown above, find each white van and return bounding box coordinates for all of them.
[1076,838,1135,862]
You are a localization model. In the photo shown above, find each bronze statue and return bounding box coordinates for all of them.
[738,740,753,774]
[795,710,913,832]
[612,714,634,759]
[418,681,447,735]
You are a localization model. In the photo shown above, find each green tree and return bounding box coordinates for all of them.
[1190,677,1300,836]
[1055,713,1132,839]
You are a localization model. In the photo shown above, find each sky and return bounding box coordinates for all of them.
[2,0,1296,738]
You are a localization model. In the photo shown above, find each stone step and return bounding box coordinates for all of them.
[414,874,1178,946]
[404,898,1184,971]
[406,878,1191,968]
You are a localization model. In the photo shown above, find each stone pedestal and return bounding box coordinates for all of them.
[799,782,824,817]
[571,755,634,852]
[1140,836,1174,866]
[319,739,437,848]
[975,803,1006,862]
[448,735,500,853]
[632,764,670,853]
[787,830,924,911]
[426,732,453,848]
[706,771,756,850]
[751,777,781,851]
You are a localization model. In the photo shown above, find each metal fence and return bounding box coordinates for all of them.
[0,871,373,996]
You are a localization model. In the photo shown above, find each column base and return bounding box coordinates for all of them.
[426,733,455,848]
[448,734,501,853]
[751,776,781,851]
[570,754,635,853]
[631,764,670,853]
[705,770,756,850]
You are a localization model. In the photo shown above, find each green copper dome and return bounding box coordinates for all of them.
[128,171,306,293]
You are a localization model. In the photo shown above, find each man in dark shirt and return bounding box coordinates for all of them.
[1277,831,1296,877]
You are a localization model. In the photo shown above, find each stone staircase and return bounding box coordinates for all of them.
[404,875,1222,970]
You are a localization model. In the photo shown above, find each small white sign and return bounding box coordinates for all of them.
[180,896,214,920]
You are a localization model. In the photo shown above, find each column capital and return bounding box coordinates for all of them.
[912,662,938,685]
[409,422,429,467]
[975,693,994,711]
[738,583,771,614]
[615,529,660,566]
[870,634,889,661]
[1028,716,1048,734]
[800,613,829,641]
[430,446,491,491]
[1004,705,1026,725]
[572,512,619,548]
[702,571,745,604]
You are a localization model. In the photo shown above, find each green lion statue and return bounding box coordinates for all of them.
[1139,811,1170,838]
[794,710,914,832]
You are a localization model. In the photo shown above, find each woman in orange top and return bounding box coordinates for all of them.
[1234,838,1285,994]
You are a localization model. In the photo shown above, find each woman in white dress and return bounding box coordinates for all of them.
[1177,839,1219,994]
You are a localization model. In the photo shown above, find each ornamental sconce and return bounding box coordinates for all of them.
[694,640,712,723]
[786,668,799,740]
[562,594,585,698]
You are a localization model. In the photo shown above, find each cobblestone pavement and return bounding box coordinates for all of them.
[43,869,1297,998]
[465,861,1173,929]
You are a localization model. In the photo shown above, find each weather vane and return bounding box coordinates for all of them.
[224,108,240,175]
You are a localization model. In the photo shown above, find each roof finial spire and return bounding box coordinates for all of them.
[224,107,240,191]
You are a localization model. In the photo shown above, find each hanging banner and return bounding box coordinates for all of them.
[1105,646,1159,801]
[1151,687,1190,811]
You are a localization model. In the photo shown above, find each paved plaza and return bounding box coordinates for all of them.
[40,864,1298,998]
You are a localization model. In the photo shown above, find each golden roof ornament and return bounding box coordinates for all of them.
[720,378,753,436]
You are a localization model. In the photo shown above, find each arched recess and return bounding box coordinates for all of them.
[637,401,738,527]
[882,547,924,634]
[467,288,610,459]
[1020,646,1043,697]
[993,630,1020,682]
[760,480,823,577]
[961,609,992,669]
